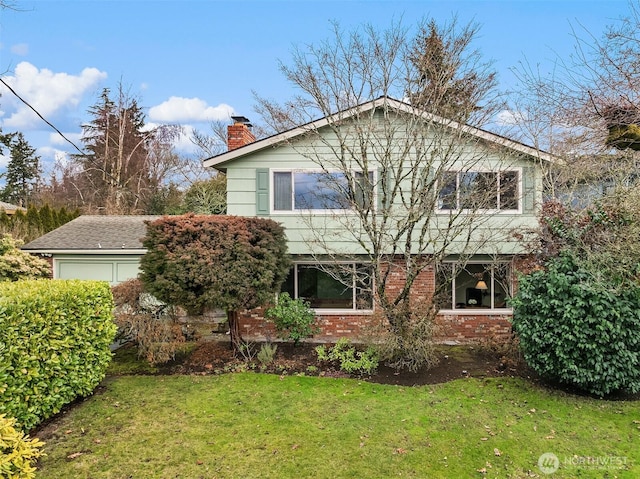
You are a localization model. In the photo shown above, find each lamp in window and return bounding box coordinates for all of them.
[475,273,488,290]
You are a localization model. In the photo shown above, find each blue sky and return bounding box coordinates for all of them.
[0,0,633,173]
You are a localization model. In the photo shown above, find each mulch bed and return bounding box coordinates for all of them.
[165,339,532,387]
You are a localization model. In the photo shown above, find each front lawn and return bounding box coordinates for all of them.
[34,374,640,478]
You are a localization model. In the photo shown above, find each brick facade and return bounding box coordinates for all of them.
[237,258,514,344]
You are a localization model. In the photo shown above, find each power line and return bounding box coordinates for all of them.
[0,76,85,155]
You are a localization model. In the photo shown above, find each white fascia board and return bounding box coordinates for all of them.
[22,249,148,255]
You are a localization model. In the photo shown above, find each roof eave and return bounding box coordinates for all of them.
[203,97,561,168]
[22,249,148,255]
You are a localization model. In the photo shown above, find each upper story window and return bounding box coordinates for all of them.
[273,170,374,212]
[438,170,520,212]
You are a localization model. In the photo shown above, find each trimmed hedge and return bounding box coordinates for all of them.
[0,280,116,431]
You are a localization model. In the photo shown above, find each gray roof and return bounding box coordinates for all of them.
[22,215,162,252]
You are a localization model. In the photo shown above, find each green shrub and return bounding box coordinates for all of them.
[315,338,379,376]
[0,414,44,478]
[256,343,278,366]
[0,280,117,430]
[264,293,318,345]
[511,254,640,397]
[264,293,319,346]
[0,234,50,282]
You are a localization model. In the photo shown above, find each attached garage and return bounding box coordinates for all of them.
[22,215,161,285]
[55,255,142,284]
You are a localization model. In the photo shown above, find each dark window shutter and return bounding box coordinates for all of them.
[256,168,269,216]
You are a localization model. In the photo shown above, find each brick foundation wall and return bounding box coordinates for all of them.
[435,312,512,344]
[237,309,512,344]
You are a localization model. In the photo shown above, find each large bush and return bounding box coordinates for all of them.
[139,214,290,347]
[511,254,640,397]
[0,235,50,282]
[0,280,116,430]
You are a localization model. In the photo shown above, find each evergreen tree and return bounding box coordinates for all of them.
[0,204,80,243]
[76,86,152,213]
[406,18,499,124]
[38,203,55,232]
[0,132,41,206]
[181,176,226,214]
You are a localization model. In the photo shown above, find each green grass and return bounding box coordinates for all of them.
[34,374,640,478]
[105,342,198,376]
[104,343,160,375]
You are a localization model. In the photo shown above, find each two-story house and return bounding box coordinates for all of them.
[205,97,556,343]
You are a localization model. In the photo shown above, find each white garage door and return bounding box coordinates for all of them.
[55,256,142,285]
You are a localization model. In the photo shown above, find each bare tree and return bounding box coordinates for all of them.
[255,20,536,370]
[509,1,640,204]
[74,83,183,214]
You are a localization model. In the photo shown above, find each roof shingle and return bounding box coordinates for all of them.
[21,215,162,251]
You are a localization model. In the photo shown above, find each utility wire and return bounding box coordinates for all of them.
[0,76,85,155]
[0,76,151,205]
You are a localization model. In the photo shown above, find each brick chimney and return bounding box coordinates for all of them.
[227,116,256,151]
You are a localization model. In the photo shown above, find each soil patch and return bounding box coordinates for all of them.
[166,338,532,387]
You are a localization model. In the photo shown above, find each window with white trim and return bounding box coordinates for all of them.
[438,170,520,212]
[281,263,373,310]
[437,262,512,310]
[273,170,374,212]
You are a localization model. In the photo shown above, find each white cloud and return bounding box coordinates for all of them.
[496,109,527,126]
[49,131,82,147]
[37,145,63,163]
[172,124,200,155]
[144,122,204,155]
[36,146,77,173]
[11,43,29,56]
[149,96,234,123]
[0,61,107,130]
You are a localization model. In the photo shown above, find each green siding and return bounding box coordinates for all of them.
[220,124,545,256]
